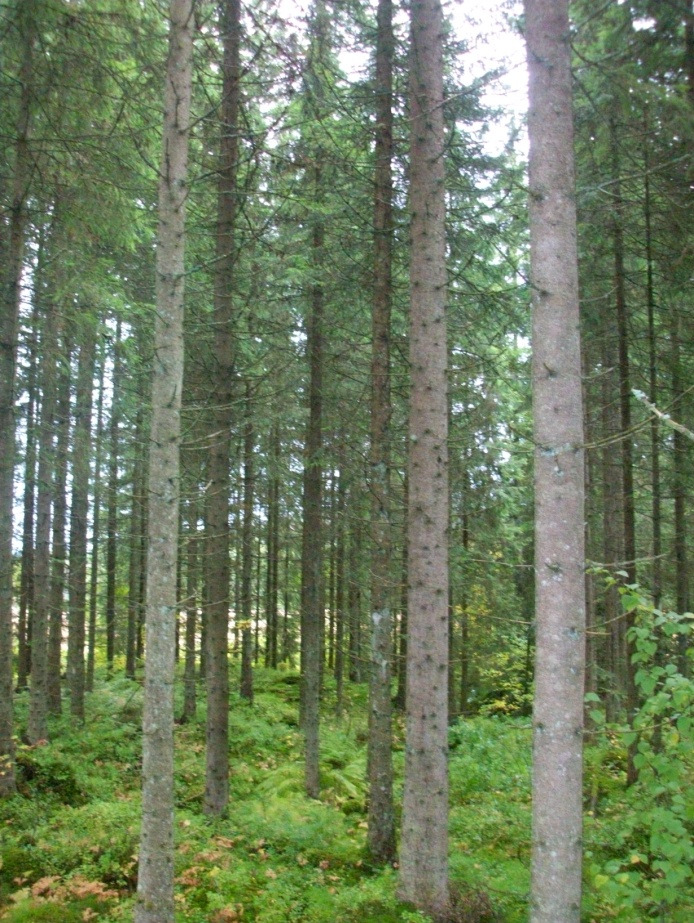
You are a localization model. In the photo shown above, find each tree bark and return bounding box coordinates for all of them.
[264,422,280,668]
[601,333,626,722]
[347,515,362,684]
[643,138,662,610]
[671,311,689,672]
[126,393,147,680]
[240,386,255,703]
[47,338,72,715]
[67,321,97,719]
[28,289,64,744]
[254,528,262,664]
[299,0,329,801]
[134,0,193,919]
[459,504,471,716]
[0,0,36,796]
[300,193,324,797]
[87,349,106,694]
[334,466,346,718]
[610,123,638,782]
[203,0,241,817]
[394,474,408,711]
[525,2,586,920]
[105,319,122,671]
[281,532,292,663]
[367,0,395,867]
[398,0,449,915]
[181,499,199,722]
[17,296,41,691]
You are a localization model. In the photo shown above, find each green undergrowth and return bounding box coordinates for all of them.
[1,660,692,921]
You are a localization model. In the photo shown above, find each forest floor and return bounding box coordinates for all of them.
[0,665,691,922]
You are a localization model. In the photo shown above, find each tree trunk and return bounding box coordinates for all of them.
[134,0,193,919]
[181,499,199,722]
[87,349,106,694]
[47,339,72,715]
[643,139,662,610]
[254,529,262,664]
[67,321,97,719]
[601,333,626,723]
[367,0,395,867]
[281,535,292,663]
[105,319,122,671]
[300,191,324,797]
[264,422,280,668]
[334,467,346,718]
[394,474,408,711]
[28,291,64,744]
[136,446,149,664]
[17,296,41,691]
[203,0,241,817]
[299,1,329,801]
[126,395,147,680]
[525,2,586,919]
[610,123,638,783]
[398,0,449,915]
[347,515,362,684]
[459,506,471,716]
[240,386,255,703]
[0,0,36,796]
[671,311,689,672]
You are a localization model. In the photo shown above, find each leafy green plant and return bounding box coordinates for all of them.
[14,746,86,805]
[587,588,693,920]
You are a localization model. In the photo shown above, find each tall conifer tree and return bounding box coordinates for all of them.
[204,0,241,817]
[0,0,37,795]
[399,0,449,915]
[135,0,193,918]
[525,1,586,919]
[367,0,396,866]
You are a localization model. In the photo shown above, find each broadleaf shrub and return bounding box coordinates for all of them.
[587,590,693,920]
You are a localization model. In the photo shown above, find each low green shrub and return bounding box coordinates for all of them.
[586,590,694,921]
[14,746,86,805]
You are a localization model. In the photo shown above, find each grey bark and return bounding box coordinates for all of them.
[347,516,362,683]
[87,349,106,694]
[134,0,193,919]
[525,1,586,920]
[643,143,662,610]
[601,332,626,722]
[28,293,64,744]
[299,0,329,801]
[264,423,280,668]
[367,0,395,867]
[17,296,41,691]
[398,0,449,915]
[126,393,147,680]
[181,499,199,722]
[299,199,324,797]
[0,0,36,796]
[671,311,690,672]
[394,474,408,711]
[47,340,72,715]
[240,386,255,703]
[67,323,97,719]
[610,124,639,782]
[334,466,346,718]
[105,319,122,670]
[203,0,241,817]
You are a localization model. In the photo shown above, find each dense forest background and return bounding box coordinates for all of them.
[0,0,692,921]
